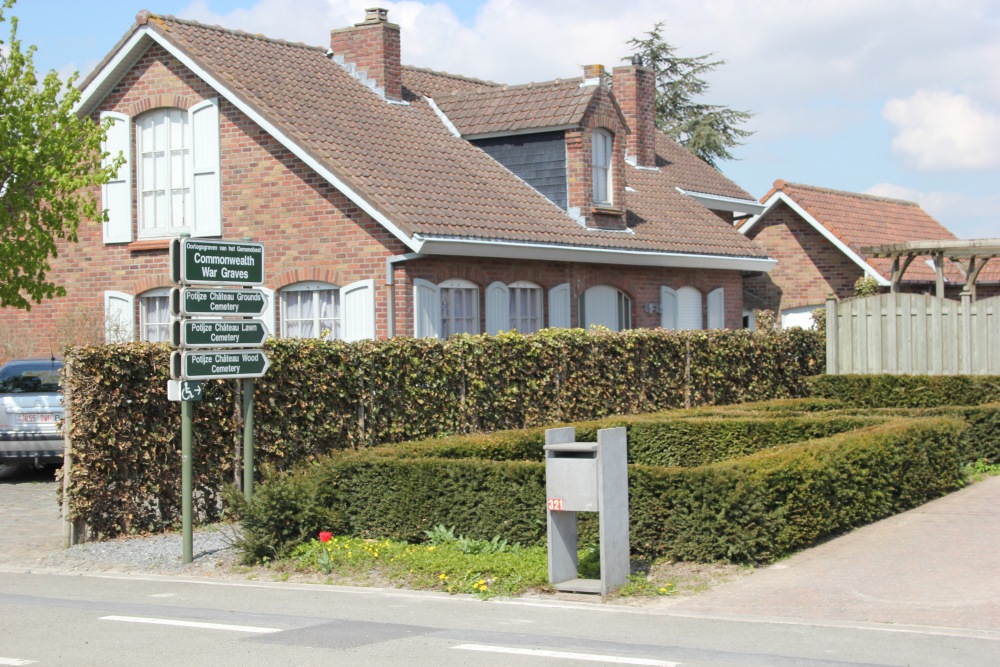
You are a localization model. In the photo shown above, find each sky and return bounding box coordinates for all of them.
[7,0,1000,239]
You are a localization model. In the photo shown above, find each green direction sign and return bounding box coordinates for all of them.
[171,287,269,317]
[171,349,270,380]
[172,319,269,349]
[172,238,264,286]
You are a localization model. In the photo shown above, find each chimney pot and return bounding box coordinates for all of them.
[583,64,606,80]
[364,7,388,23]
[631,54,643,67]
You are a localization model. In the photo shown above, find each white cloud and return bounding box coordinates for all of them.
[882,90,1000,170]
[865,182,1000,239]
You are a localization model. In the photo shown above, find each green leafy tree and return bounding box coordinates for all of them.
[0,0,122,310]
[626,22,753,168]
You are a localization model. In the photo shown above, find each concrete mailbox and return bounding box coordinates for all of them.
[544,426,629,595]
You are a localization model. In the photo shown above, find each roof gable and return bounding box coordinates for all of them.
[743,181,958,284]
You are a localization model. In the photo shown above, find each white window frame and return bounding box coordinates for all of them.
[139,287,171,342]
[136,108,190,238]
[592,128,613,205]
[508,280,544,334]
[440,279,480,337]
[280,281,341,340]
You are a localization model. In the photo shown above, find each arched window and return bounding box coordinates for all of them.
[136,109,190,237]
[281,281,340,340]
[592,129,613,205]
[139,287,171,342]
[581,285,631,331]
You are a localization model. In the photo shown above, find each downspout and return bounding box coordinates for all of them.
[385,253,421,337]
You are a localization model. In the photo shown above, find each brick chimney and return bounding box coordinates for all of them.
[612,56,656,168]
[329,7,402,101]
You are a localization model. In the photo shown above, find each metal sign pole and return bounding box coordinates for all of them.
[182,398,194,564]
[242,378,255,502]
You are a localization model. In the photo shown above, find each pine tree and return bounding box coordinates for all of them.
[626,22,753,168]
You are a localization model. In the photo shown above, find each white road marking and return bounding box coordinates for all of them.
[150,593,176,598]
[100,615,281,634]
[0,658,36,665]
[453,644,679,665]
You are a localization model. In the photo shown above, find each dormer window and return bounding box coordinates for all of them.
[592,129,613,205]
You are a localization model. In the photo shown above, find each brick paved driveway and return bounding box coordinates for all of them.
[0,466,64,566]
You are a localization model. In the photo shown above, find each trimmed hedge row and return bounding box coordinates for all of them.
[63,327,822,538]
[810,374,1000,408]
[234,416,966,564]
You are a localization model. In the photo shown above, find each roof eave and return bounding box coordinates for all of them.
[675,188,766,215]
[740,191,891,286]
[413,236,777,272]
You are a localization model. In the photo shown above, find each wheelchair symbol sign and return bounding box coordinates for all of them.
[167,380,204,402]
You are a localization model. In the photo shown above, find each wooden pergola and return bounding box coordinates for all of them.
[861,239,1000,300]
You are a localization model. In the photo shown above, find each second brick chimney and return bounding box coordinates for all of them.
[329,7,402,101]
[612,57,656,168]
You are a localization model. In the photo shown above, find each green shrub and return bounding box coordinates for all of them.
[235,415,964,564]
[809,374,1000,408]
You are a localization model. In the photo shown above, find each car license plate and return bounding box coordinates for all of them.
[16,414,56,424]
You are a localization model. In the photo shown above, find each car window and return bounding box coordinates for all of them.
[0,364,62,393]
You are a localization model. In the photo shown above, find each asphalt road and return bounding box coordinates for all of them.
[1,570,997,667]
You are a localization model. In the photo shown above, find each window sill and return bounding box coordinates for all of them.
[591,205,624,217]
[128,239,172,252]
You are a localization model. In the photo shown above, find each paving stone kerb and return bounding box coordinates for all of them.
[664,475,1000,633]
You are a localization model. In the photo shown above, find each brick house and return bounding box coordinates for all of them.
[0,8,775,358]
[740,180,998,328]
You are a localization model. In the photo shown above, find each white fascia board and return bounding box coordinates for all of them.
[463,125,575,141]
[676,188,766,215]
[741,191,889,286]
[76,27,420,253]
[424,97,461,138]
[414,237,778,273]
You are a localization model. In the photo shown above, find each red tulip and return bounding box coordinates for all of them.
[319,531,332,543]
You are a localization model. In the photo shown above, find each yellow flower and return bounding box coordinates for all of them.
[428,546,436,551]
[439,573,448,580]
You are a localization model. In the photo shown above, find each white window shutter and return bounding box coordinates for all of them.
[548,283,571,328]
[413,279,441,339]
[342,279,376,342]
[259,286,275,339]
[583,285,619,330]
[188,98,222,238]
[485,281,510,335]
[660,286,678,330]
[707,288,725,329]
[101,112,132,244]
[104,291,135,342]
[677,286,704,330]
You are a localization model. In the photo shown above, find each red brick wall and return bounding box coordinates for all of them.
[611,64,655,168]
[394,256,745,332]
[743,201,865,314]
[0,44,407,358]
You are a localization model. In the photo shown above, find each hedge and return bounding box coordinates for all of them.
[809,374,1000,408]
[62,327,823,538]
[234,416,966,564]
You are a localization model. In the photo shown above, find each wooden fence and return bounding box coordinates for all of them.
[826,293,1000,375]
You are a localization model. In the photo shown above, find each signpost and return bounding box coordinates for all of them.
[169,236,269,564]
[171,287,269,317]
[171,319,269,349]
[171,349,271,380]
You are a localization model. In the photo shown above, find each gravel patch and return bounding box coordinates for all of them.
[33,525,242,576]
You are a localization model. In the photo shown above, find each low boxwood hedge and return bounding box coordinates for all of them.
[234,412,966,564]
[810,374,1000,408]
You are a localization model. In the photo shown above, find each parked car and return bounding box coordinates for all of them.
[0,358,63,476]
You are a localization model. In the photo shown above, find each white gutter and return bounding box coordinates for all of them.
[740,191,890,286]
[412,236,777,273]
[675,188,766,215]
[76,28,420,254]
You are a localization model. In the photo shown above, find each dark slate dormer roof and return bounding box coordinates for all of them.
[78,12,771,265]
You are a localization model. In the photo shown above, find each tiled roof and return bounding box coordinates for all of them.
[402,66,499,100]
[432,79,599,137]
[655,135,754,201]
[764,181,959,282]
[103,14,764,260]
